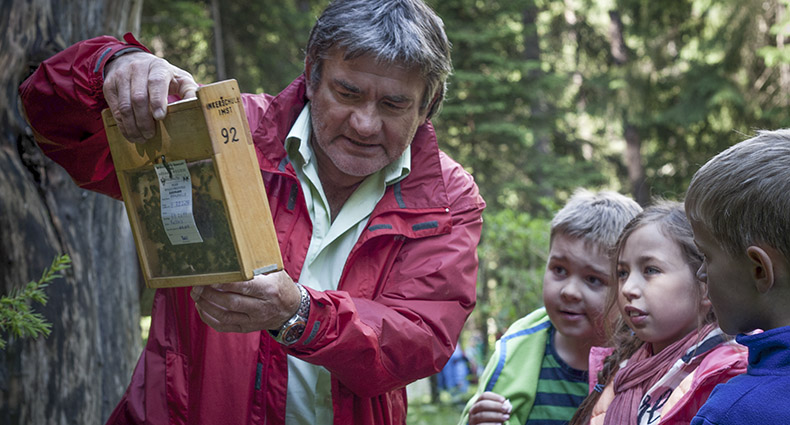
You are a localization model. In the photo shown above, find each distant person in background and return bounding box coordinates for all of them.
[459,189,641,425]
[438,344,472,401]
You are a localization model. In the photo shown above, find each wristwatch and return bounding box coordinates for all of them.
[270,283,310,345]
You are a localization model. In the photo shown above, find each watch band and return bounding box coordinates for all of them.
[270,283,310,346]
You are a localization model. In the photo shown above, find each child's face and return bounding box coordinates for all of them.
[690,220,758,334]
[543,233,611,347]
[617,223,707,353]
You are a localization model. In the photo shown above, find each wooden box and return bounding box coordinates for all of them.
[102,80,282,288]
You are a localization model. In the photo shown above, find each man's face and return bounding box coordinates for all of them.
[542,234,611,347]
[306,48,430,186]
[690,220,759,334]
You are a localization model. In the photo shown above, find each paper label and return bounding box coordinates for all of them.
[155,160,204,245]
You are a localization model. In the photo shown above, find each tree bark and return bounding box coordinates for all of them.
[1,0,143,423]
[523,2,554,201]
[608,10,649,205]
[624,124,649,205]
[211,0,227,80]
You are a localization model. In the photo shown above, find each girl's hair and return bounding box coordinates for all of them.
[569,200,714,425]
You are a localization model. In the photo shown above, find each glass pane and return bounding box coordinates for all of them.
[124,158,240,277]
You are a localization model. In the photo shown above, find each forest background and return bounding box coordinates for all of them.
[3,0,790,423]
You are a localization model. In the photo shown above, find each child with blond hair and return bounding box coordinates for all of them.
[459,189,642,425]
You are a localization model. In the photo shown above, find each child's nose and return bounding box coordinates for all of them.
[560,279,583,301]
[620,275,642,300]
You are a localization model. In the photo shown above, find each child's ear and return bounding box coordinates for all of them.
[698,279,713,310]
[746,245,775,294]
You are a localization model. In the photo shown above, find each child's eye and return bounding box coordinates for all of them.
[553,266,567,276]
[586,276,606,287]
[617,268,629,280]
[644,266,660,275]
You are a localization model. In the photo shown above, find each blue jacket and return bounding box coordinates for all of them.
[691,326,790,424]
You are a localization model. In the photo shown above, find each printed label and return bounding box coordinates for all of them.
[155,160,204,245]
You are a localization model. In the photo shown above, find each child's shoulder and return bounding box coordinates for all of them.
[501,307,551,338]
[697,372,790,422]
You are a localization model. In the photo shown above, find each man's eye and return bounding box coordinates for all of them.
[384,101,405,110]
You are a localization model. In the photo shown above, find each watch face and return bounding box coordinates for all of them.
[283,322,306,344]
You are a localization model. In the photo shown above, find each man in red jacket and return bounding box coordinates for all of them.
[20,0,485,424]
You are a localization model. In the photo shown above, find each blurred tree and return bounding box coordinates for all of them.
[432,0,609,216]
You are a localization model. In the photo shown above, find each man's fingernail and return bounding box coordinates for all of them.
[153,108,165,120]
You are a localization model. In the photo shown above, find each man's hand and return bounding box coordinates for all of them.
[190,270,301,333]
[103,51,198,143]
[468,391,512,425]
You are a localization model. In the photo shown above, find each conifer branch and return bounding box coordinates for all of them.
[0,254,71,349]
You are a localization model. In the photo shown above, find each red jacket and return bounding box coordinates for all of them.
[19,34,485,425]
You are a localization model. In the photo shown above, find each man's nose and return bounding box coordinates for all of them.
[349,103,382,138]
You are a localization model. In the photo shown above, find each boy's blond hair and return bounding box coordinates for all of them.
[550,188,642,253]
[685,129,790,259]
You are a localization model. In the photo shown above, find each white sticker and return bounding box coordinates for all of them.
[154,160,204,245]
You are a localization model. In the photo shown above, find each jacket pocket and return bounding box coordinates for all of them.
[166,350,189,425]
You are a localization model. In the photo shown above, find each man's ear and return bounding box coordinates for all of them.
[424,89,442,122]
[304,57,314,100]
[746,245,775,294]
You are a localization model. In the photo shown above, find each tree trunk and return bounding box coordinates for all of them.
[211,0,227,80]
[624,124,649,205]
[608,10,649,205]
[523,2,554,201]
[1,0,143,423]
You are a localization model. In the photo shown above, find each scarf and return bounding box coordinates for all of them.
[602,324,716,425]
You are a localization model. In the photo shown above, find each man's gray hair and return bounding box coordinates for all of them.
[305,0,452,119]
[685,129,790,258]
[550,188,643,253]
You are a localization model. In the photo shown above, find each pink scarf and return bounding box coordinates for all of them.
[602,324,715,425]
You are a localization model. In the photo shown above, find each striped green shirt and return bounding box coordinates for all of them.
[524,326,589,425]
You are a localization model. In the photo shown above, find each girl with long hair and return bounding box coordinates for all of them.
[570,201,747,425]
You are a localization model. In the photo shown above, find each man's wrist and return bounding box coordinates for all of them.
[269,283,310,346]
[102,48,146,79]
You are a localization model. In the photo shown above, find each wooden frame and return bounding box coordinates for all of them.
[102,80,282,288]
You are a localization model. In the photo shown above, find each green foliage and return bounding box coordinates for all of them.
[141,0,216,83]
[407,399,465,425]
[216,0,329,94]
[0,254,71,349]
[474,206,552,350]
[432,0,611,215]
